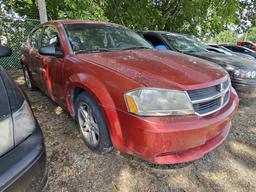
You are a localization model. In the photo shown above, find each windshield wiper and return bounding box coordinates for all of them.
[75,48,113,54]
[121,46,151,50]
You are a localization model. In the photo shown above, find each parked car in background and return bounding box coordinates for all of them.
[207,45,233,56]
[221,44,256,59]
[209,44,255,60]
[21,20,239,164]
[237,41,256,51]
[0,46,47,191]
[139,31,256,98]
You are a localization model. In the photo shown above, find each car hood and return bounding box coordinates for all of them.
[76,49,227,90]
[187,51,256,69]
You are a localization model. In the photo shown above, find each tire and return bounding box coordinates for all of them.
[23,67,37,91]
[75,92,113,153]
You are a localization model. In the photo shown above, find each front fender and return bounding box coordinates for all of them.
[65,73,124,150]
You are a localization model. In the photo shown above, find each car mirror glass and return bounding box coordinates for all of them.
[39,45,63,58]
[0,46,12,57]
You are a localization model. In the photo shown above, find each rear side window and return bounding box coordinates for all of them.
[232,46,245,52]
[244,44,253,49]
[143,34,165,47]
[226,46,238,52]
[41,26,62,51]
[30,28,42,49]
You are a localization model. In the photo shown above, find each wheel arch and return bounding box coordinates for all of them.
[65,73,124,149]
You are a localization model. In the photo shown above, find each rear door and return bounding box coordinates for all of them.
[28,28,44,89]
[40,25,65,104]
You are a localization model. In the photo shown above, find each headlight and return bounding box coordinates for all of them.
[234,69,256,79]
[125,88,194,116]
[0,117,14,156]
[0,100,36,156]
[12,100,36,145]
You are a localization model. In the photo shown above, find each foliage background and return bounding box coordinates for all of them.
[1,0,255,39]
[0,0,255,69]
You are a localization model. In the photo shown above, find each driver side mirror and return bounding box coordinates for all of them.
[155,45,168,50]
[39,45,63,58]
[0,46,12,57]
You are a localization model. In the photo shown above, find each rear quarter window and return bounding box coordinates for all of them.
[143,34,165,47]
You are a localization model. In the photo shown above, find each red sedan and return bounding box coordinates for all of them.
[21,20,239,164]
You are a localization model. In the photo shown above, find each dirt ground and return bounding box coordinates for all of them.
[8,70,256,192]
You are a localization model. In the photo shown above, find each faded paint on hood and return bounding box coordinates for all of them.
[75,49,227,90]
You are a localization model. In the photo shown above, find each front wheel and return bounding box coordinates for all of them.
[75,92,113,153]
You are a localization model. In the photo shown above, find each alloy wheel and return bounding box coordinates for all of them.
[78,103,100,147]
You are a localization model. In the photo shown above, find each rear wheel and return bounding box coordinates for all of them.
[23,67,37,91]
[75,92,113,153]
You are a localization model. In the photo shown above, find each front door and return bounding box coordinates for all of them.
[40,26,65,104]
[29,27,44,89]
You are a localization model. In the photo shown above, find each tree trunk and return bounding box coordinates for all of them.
[38,0,48,23]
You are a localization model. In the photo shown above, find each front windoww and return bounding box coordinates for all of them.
[64,24,153,53]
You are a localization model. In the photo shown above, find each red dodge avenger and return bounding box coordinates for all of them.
[21,20,239,164]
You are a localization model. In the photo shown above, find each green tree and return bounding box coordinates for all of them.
[104,0,241,37]
[0,0,248,37]
[238,0,256,32]
[214,30,238,43]
[1,0,107,21]
[60,0,107,21]
[245,27,256,42]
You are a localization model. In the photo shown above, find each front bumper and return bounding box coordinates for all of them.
[0,123,47,192]
[116,90,239,164]
[232,78,256,98]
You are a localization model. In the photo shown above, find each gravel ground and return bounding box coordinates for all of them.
[8,70,256,192]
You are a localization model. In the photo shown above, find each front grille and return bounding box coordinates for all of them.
[187,79,230,116]
[188,85,220,101]
[193,98,221,115]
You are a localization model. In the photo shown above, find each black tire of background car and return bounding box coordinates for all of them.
[23,67,37,91]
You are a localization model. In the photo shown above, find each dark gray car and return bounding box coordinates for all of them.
[0,46,47,191]
[209,44,255,60]
[139,31,256,98]
[220,44,256,59]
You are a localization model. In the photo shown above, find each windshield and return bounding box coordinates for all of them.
[64,23,153,53]
[162,34,207,53]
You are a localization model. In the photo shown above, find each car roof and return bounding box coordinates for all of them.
[237,41,256,45]
[139,31,181,36]
[139,31,197,40]
[221,44,255,51]
[39,20,119,27]
[220,44,237,47]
